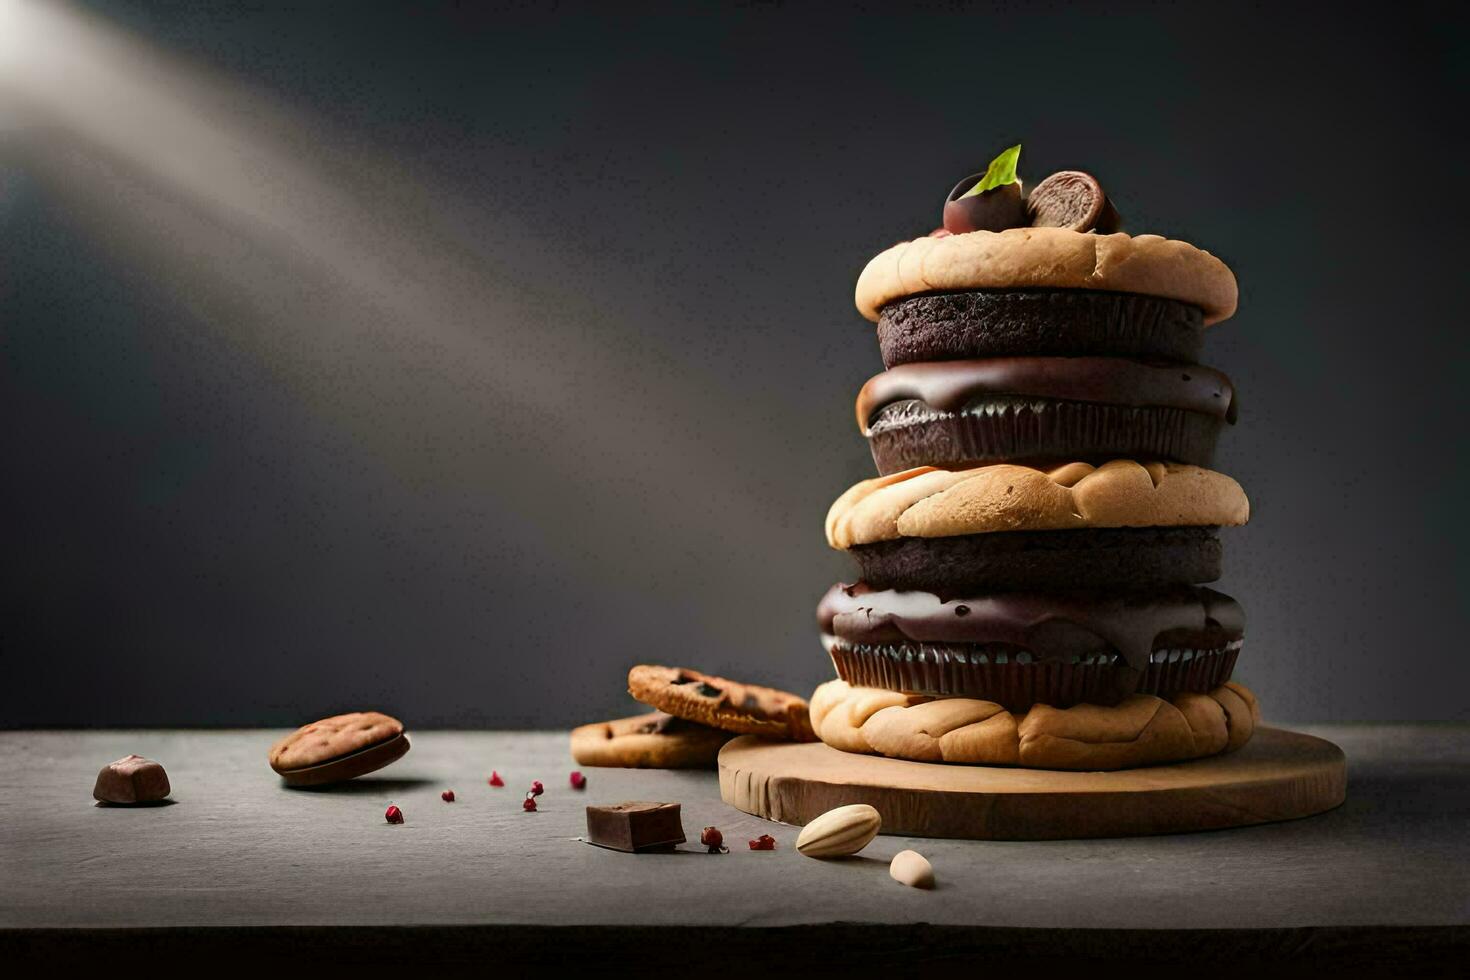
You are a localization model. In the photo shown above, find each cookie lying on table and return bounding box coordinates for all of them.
[570,666,816,768]
[570,712,732,769]
[269,711,410,787]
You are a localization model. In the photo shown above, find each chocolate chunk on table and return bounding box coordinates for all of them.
[93,754,171,804]
[585,801,686,852]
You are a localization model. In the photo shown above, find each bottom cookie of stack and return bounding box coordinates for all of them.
[809,679,1260,771]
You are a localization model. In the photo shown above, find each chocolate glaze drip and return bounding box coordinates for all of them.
[856,357,1236,433]
[817,582,1243,673]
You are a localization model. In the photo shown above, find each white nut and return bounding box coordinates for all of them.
[795,804,882,858]
[889,849,934,889]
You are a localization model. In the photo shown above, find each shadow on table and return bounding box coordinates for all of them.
[1292,757,1470,843]
[93,799,178,808]
[282,777,438,794]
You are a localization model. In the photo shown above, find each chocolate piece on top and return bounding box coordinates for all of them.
[585,801,687,853]
[943,176,1027,234]
[1027,170,1123,232]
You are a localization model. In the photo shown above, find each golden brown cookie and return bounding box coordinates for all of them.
[570,712,733,769]
[268,711,410,787]
[809,679,1260,771]
[855,227,1238,325]
[628,665,816,741]
[826,459,1249,549]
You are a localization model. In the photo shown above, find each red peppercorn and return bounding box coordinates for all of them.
[569,771,586,790]
[522,794,537,812]
[748,834,776,850]
[384,804,404,824]
[488,771,504,787]
[441,790,455,803]
[530,780,545,797]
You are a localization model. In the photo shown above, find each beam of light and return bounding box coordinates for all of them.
[0,0,824,612]
[0,0,547,407]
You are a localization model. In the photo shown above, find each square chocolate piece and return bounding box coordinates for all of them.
[93,754,171,804]
[585,801,686,852]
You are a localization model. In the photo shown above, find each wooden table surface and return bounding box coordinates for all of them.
[3,726,1466,974]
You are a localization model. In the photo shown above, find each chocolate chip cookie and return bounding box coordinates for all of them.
[570,712,732,769]
[627,665,816,742]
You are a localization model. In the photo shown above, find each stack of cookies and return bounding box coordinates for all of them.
[810,152,1261,771]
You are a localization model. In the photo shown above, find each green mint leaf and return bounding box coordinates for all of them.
[961,144,1022,198]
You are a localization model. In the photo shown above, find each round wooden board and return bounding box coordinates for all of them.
[719,726,1345,840]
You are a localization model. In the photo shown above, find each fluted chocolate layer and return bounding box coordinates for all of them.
[818,582,1244,709]
[858,357,1235,474]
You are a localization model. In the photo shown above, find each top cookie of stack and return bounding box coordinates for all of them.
[815,146,1253,751]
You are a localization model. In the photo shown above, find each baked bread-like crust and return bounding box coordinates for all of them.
[628,665,816,741]
[809,679,1260,771]
[826,459,1248,549]
[855,228,1238,326]
[570,712,733,769]
[268,711,405,773]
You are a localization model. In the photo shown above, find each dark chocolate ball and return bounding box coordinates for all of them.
[942,174,1026,234]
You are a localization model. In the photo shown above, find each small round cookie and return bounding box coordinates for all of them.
[570,712,733,769]
[809,679,1260,771]
[826,460,1248,592]
[628,665,816,742]
[858,357,1236,474]
[268,711,410,787]
[855,227,1238,326]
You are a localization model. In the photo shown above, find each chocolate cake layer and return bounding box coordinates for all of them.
[875,288,1205,368]
[849,526,1221,594]
[859,357,1235,474]
[818,582,1244,708]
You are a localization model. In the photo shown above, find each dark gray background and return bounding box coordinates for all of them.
[2,1,1465,727]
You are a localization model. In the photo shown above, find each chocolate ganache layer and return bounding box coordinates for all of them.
[850,526,1221,594]
[858,357,1236,474]
[875,288,1205,368]
[818,582,1244,708]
